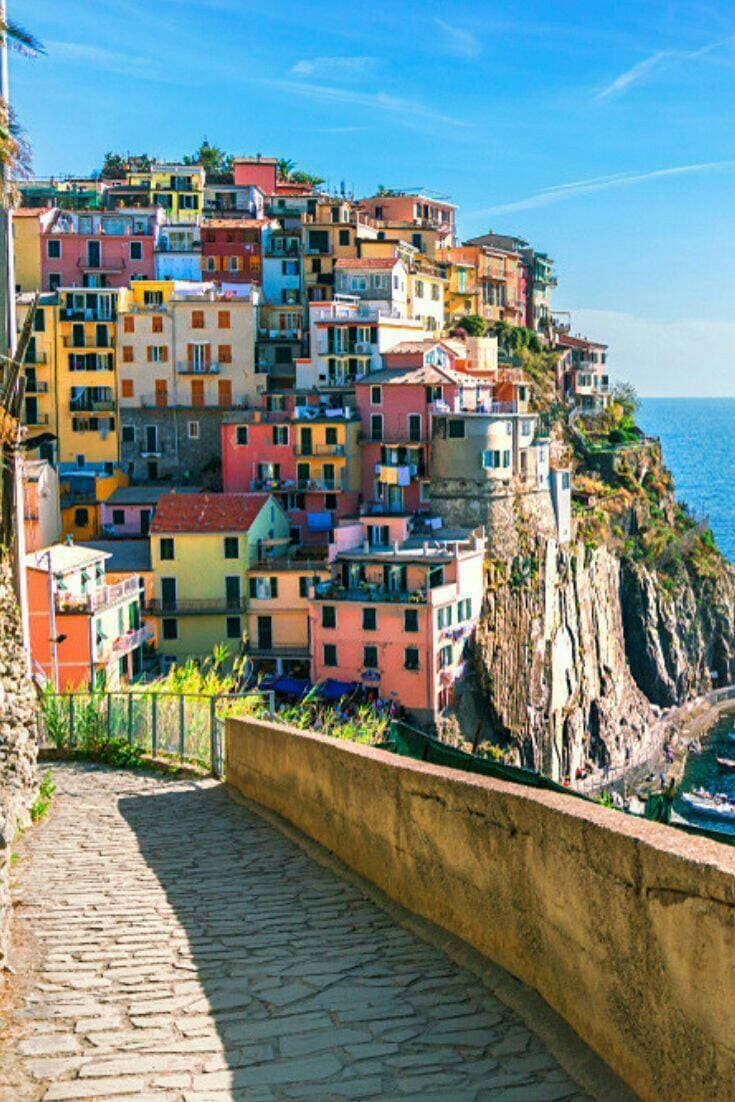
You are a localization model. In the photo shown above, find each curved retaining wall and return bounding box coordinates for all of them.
[226,716,735,1102]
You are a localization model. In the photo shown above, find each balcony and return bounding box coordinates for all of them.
[77,257,126,273]
[63,335,113,350]
[156,241,202,253]
[247,642,310,658]
[25,412,50,426]
[24,380,48,394]
[375,463,413,484]
[176,361,222,375]
[69,399,115,413]
[262,328,302,341]
[24,351,48,366]
[297,479,343,493]
[146,597,247,615]
[294,443,345,457]
[313,581,427,604]
[56,576,140,615]
[60,307,117,323]
[264,243,300,257]
[110,624,154,657]
[249,478,286,491]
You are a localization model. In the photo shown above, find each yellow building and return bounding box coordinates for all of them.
[126,164,205,224]
[60,467,129,542]
[302,198,379,303]
[291,415,361,495]
[13,208,56,292]
[17,293,58,462]
[149,492,290,662]
[247,554,330,678]
[407,267,446,333]
[436,247,480,323]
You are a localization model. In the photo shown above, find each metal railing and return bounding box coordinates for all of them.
[176,360,222,375]
[56,576,140,614]
[38,689,274,777]
[146,596,247,614]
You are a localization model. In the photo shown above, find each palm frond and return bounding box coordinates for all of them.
[2,19,44,58]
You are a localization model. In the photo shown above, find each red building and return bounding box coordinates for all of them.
[40,208,159,291]
[200,219,270,285]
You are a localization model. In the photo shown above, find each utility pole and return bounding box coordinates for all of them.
[45,548,59,691]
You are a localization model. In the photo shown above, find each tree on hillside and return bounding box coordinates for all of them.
[276,159,323,187]
[99,151,152,178]
[277,158,295,181]
[183,139,232,180]
[455,315,487,337]
[611,381,639,418]
[2,17,44,180]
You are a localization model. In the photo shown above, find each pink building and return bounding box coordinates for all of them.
[309,517,485,723]
[100,485,203,538]
[41,208,160,291]
[359,192,456,240]
[356,342,493,514]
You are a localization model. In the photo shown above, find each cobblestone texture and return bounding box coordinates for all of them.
[8,764,592,1101]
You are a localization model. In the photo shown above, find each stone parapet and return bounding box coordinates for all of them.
[227,714,735,1102]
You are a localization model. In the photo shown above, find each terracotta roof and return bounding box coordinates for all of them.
[359,360,477,387]
[150,492,271,534]
[14,207,46,217]
[334,257,401,270]
[557,333,607,350]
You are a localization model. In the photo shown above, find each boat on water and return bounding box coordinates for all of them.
[681,788,735,821]
[717,757,735,773]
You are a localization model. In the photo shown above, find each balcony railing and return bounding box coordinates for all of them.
[156,241,202,253]
[60,308,117,323]
[77,257,126,273]
[264,243,300,257]
[313,582,428,604]
[24,380,48,394]
[176,361,222,375]
[297,478,343,492]
[56,576,140,615]
[69,399,115,413]
[25,412,50,426]
[62,335,112,350]
[146,597,247,615]
[375,463,413,483]
[24,351,48,366]
[110,624,154,657]
[294,443,345,457]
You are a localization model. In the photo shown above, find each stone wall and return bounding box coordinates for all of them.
[227,714,735,1102]
[429,480,559,559]
[0,557,38,967]
[120,407,229,485]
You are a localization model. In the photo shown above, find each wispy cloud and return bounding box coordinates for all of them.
[596,34,735,100]
[47,40,180,83]
[259,78,471,128]
[433,18,481,59]
[290,56,378,80]
[472,160,735,216]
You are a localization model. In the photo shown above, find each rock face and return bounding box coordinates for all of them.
[476,540,656,780]
[620,557,735,706]
[0,556,38,967]
[475,532,735,780]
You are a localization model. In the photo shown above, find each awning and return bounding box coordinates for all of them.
[314,679,357,701]
[260,676,309,698]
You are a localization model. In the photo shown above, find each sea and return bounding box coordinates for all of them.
[637,398,735,834]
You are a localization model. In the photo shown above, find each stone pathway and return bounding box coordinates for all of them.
[6,763,596,1101]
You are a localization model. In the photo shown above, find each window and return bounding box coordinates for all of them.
[322,605,336,629]
[130,241,143,261]
[325,493,337,510]
[362,607,377,631]
[122,345,134,363]
[282,260,299,275]
[370,385,382,405]
[448,419,465,439]
[33,310,45,332]
[404,647,420,671]
[160,537,175,561]
[218,310,231,329]
[187,420,199,440]
[521,419,534,436]
[561,471,571,490]
[323,643,337,667]
[429,566,445,589]
[224,537,239,559]
[152,315,163,333]
[414,279,424,298]
[121,379,134,398]
[162,618,178,641]
[218,344,232,364]
[226,616,242,639]
[408,414,421,442]
[191,309,205,329]
[325,426,338,446]
[370,413,383,441]
[404,609,419,633]
[457,597,472,621]
[228,256,239,272]
[273,425,288,446]
[112,509,125,526]
[363,644,378,669]
[235,425,248,445]
[147,345,168,363]
[74,508,89,527]
[121,425,134,444]
[439,644,453,668]
[123,315,134,333]
[205,256,217,272]
[438,605,453,629]
[431,284,440,301]
[48,273,61,291]
[299,576,310,598]
[47,239,61,259]
[339,229,350,246]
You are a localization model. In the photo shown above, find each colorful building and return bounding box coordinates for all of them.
[13,207,57,293]
[117,280,259,481]
[17,293,58,462]
[334,257,409,317]
[201,219,271,285]
[149,492,290,662]
[359,192,456,250]
[59,465,129,542]
[221,403,362,541]
[155,223,202,282]
[40,208,161,291]
[26,542,151,690]
[557,332,610,411]
[100,485,202,538]
[23,459,61,554]
[124,163,205,224]
[466,232,556,332]
[309,517,484,723]
[246,552,330,678]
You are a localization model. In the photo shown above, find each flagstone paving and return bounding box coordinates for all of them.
[5,763,598,1101]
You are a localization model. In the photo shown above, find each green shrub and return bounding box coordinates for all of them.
[30,770,56,822]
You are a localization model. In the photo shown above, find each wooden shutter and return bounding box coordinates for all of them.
[186,343,194,369]
[218,310,231,329]
[160,346,169,362]
[122,345,133,363]
[121,379,134,398]
[218,379,232,407]
[146,346,153,362]
[203,344,211,366]
[192,310,204,329]
[191,379,204,407]
[155,379,167,408]
[123,315,134,333]
[218,344,232,364]
[152,315,163,333]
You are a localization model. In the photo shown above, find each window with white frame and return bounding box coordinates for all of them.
[187,421,199,439]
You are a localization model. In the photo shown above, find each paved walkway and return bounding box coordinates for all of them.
[7,763,595,1101]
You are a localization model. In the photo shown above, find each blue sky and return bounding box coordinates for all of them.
[16,0,735,395]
